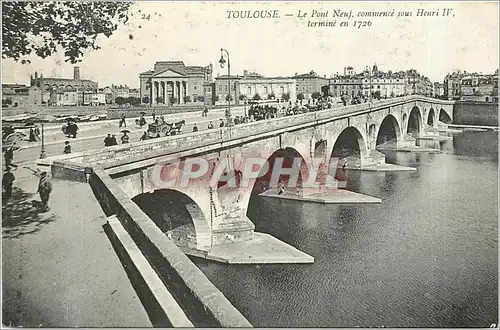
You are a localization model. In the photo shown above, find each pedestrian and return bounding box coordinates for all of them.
[29,128,36,142]
[2,166,15,200]
[63,141,71,154]
[119,113,126,127]
[4,147,18,169]
[111,135,118,145]
[121,132,129,144]
[104,133,112,146]
[219,119,225,128]
[152,112,156,121]
[37,171,52,212]
[140,132,148,141]
[34,126,41,141]
[138,114,146,128]
[193,123,198,132]
[208,121,214,129]
[203,106,208,117]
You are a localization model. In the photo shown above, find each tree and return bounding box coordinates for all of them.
[225,94,233,102]
[169,96,177,105]
[142,96,150,104]
[239,94,247,101]
[268,91,275,100]
[155,96,164,104]
[196,95,205,102]
[115,96,125,105]
[252,93,261,101]
[282,92,290,102]
[130,97,141,105]
[2,98,12,107]
[311,92,321,100]
[184,95,191,103]
[2,2,133,63]
[297,93,305,101]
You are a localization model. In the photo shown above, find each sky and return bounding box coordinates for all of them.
[2,1,499,88]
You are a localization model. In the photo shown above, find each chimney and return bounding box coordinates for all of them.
[243,70,248,77]
[74,66,80,80]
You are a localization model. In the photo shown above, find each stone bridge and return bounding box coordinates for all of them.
[43,95,454,259]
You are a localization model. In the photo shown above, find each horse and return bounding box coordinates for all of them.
[165,120,186,135]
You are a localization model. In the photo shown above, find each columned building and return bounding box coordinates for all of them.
[139,61,213,105]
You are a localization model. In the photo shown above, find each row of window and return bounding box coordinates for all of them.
[331,79,402,83]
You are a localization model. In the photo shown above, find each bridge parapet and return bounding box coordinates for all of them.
[39,95,455,170]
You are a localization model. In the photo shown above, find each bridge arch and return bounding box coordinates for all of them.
[439,108,452,124]
[375,114,402,148]
[427,108,436,127]
[245,147,309,206]
[407,106,423,137]
[330,126,368,162]
[132,189,211,251]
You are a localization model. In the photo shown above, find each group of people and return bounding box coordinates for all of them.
[62,121,79,138]
[28,126,41,142]
[103,134,119,146]
[3,156,52,212]
[248,105,279,121]
[3,167,53,212]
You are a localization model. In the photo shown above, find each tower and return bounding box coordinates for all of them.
[74,66,80,80]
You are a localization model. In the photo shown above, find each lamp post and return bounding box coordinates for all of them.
[219,48,232,127]
[39,123,46,159]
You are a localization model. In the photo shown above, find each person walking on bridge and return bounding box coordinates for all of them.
[63,141,72,154]
[119,113,126,128]
[4,147,18,170]
[37,171,52,212]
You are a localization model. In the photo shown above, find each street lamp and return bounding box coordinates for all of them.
[219,48,232,127]
[39,123,46,159]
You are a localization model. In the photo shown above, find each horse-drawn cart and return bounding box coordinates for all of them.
[146,120,186,138]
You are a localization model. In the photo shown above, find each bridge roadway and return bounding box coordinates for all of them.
[12,106,247,165]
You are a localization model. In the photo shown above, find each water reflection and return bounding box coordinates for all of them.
[192,131,498,327]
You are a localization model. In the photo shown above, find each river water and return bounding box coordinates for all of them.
[192,131,498,328]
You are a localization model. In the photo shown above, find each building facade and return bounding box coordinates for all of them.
[329,65,433,100]
[214,70,296,105]
[444,69,499,102]
[139,61,213,105]
[292,71,329,99]
[2,84,42,107]
[31,67,98,93]
[29,66,98,106]
[433,82,445,97]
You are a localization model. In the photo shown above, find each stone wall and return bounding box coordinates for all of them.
[453,101,499,126]
[51,160,89,182]
[88,167,252,328]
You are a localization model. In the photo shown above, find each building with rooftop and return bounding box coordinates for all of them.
[139,61,213,105]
